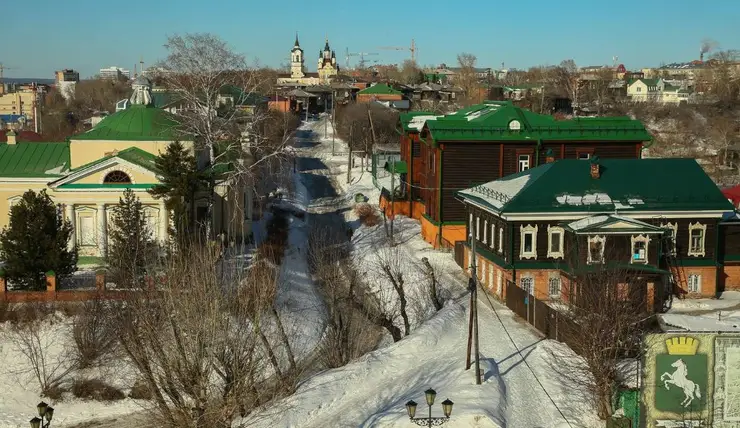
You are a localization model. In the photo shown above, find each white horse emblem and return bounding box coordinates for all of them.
[660,359,702,408]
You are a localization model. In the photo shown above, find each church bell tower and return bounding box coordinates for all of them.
[290,33,305,79]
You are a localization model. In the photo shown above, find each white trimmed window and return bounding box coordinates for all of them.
[518,154,530,172]
[688,223,706,257]
[475,216,480,240]
[469,213,474,237]
[631,234,649,264]
[498,228,504,253]
[547,226,565,259]
[661,222,678,255]
[490,223,496,250]
[688,274,701,293]
[519,224,538,259]
[588,235,606,264]
[548,276,561,298]
[483,220,488,244]
[520,276,534,295]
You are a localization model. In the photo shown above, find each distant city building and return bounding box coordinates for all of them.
[626,78,692,104]
[55,69,79,102]
[0,85,42,130]
[99,66,130,81]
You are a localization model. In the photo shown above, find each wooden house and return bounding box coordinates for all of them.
[455,157,735,312]
[388,101,653,249]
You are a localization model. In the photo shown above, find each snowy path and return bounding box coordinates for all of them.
[235,118,601,428]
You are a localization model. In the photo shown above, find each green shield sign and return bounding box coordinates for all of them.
[655,354,707,413]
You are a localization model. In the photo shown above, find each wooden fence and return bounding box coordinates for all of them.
[0,271,149,303]
[504,280,582,353]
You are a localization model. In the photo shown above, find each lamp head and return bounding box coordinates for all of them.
[424,388,437,406]
[29,417,41,428]
[441,398,454,418]
[36,402,48,418]
[405,400,417,419]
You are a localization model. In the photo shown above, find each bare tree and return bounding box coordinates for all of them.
[153,33,289,241]
[551,59,579,102]
[10,318,76,398]
[335,103,399,159]
[420,257,445,311]
[549,246,654,420]
[456,53,480,105]
[71,297,120,369]
[116,246,298,427]
[373,245,411,337]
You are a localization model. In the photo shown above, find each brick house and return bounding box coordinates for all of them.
[388,101,653,249]
[455,157,736,312]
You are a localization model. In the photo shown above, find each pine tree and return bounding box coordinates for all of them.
[107,189,156,286]
[0,190,77,290]
[149,141,203,247]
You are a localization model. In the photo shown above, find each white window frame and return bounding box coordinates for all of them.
[587,235,606,264]
[518,154,531,172]
[520,276,534,296]
[519,224,538,259]
[498,228,504,253]
[687,273,701,293]
[76,206,98,247]
[469,213,474,237]
[547,225,565,259]
[475,216,480,240]
[548,275,561,299]
[661,222,678,255]
[688,222,707,257]
[483,219,488,244]
[630,234,650,264]
[490,223,496,250]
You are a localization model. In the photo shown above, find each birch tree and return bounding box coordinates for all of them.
[153,33,291,241]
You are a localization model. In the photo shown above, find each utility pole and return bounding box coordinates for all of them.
[331,89,336,155]
[466,224,482,385]
[347,124,353,184]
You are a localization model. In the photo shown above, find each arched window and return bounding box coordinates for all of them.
[103,170,131,184]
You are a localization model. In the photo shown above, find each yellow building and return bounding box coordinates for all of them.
[0,78,252,260]
[0,89,37,127]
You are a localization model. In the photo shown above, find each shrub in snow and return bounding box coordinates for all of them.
[71,298,120,369]
[71,378,125,401]
[354,203,379,226]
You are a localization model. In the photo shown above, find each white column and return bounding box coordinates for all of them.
[158,202,168,242]
[65,203,75,250]
[96,203,107,257]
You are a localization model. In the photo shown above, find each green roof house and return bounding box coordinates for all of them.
[389,100,654,250]
[455,157,735,313]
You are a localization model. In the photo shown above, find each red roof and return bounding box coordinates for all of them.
[0,129,44,143]
[722,185,740,207]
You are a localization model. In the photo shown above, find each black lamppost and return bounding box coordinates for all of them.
[29,401,54,428]
[405,388,453,427]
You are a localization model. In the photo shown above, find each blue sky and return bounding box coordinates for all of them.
[2,0,739,79]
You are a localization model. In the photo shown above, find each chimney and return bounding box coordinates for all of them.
[545,148,555,163]
[6,130,17,145]
[700,52,704,63]
[590,156,600,179]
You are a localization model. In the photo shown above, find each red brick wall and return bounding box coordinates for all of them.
[721,264,740,291]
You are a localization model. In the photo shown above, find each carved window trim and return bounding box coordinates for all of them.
[587,235,606,264]
[520,275,534,296]
[630,234,650,264]
[519,224,538,260]
[548,273,562,298]
[660,222,678,255]
[482,219,488,244]
[688,222,707,257]
[498,228,503,253]
[547,225,565,259]
[687,273,702,293]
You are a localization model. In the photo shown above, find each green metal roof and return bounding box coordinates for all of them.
[72,105,181,141]
[399,111,434,132]
[71,146,159,173]
[423,101,652,142]
[457,158,733,214]
[358,84,403,96]
[0,142,69,177]
[384,160,407,174]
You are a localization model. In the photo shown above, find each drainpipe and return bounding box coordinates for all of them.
[437,144,444,248]
[509,221,516,288]
[535,139,542,166]
[715,219,722,298]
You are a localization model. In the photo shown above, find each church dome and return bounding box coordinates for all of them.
[72,105,182,141]
[132,75,152,87]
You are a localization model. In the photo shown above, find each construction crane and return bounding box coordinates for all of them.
[0,63,19,85]
[377,39,416,63]
[344,48,379,69]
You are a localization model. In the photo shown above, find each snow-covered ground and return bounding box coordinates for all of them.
[236,117,602,428]
[0,317,145,428]
[660,291,740,332]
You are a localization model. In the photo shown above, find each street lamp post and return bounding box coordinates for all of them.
[29,401,54,428]
[405,388,454,427]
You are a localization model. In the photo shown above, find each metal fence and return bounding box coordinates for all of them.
[58,271,97,290]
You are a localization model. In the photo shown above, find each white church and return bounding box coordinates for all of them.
[277,34,340,86]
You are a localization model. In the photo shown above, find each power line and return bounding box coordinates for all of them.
[474,276,574,428]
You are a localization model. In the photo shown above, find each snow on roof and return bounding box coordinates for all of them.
[407,115,440,131]
[461,175,531,210]
[554,193,644,208]
[567,215,611,231]
[660,312,740,332]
